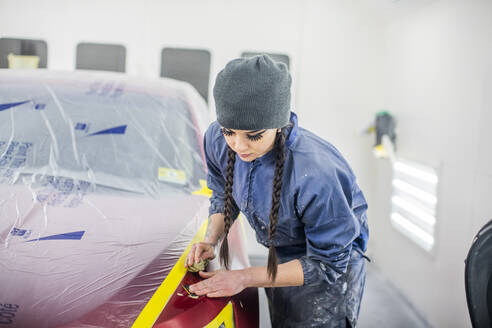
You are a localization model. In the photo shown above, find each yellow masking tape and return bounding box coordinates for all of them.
[204,301,235,328]
[192,179,213,197]
[131,219,208,328]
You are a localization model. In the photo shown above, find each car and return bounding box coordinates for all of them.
[0,69,259,328]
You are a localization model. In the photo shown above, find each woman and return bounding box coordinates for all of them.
[186,55,369,327]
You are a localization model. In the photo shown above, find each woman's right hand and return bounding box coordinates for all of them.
[185,242,216,268]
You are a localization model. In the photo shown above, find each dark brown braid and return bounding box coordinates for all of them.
[267,127,287,281]
[219,146,236,269]
[219,128,287,280]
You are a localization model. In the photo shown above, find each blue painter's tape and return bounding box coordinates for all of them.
[26,230,85,242]
[75,123,87,131]
[11,228,27,236]
[87,125,127,136]
[0,100,31,112]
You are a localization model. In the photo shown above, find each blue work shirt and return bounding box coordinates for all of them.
[204,112,369,286]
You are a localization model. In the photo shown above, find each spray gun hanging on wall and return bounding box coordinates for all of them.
[362,110,397,163]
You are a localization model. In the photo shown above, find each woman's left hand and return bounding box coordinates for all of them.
[189,269,248,297]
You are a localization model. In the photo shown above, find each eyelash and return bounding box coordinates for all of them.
[221,128,234,136]
[221,129,264,141]
[247,133,263,141]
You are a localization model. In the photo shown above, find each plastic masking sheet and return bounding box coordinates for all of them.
[0,69,211,328]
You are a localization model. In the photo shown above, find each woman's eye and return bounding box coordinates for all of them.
[247,133,263,141]
[221,129,234,136]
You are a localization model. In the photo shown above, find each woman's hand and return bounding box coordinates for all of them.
[189,270,248,297]
[185,242,216,268]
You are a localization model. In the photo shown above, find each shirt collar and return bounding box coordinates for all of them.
[285,111,298,149]
[255,111,298,165]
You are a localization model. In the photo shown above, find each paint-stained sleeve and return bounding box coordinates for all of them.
[203,124,239,219]
[296,171,361,286]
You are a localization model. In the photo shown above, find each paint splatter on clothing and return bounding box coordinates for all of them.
[266,250,366,327]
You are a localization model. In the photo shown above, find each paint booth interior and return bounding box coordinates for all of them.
[1,1,492,327]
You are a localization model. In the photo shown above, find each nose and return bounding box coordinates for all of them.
[233,135,249,153]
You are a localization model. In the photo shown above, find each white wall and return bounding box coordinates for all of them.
[297,0,385,201]
[0,0,305,116]
[369,1,492,327]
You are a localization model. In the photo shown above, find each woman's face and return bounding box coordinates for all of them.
[221,127,278,162]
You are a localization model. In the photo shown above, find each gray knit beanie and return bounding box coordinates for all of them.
[213,55,291,130]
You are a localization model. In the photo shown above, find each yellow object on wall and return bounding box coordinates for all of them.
[373,144,388,159]
[7,53,40,69]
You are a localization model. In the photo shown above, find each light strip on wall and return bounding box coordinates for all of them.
[391,159,438,252]
[391,212,434,251]
[394,161,438,184]
[392,179,437,205]
[392,196,436,225]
